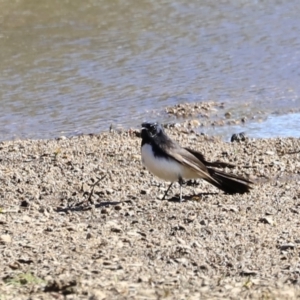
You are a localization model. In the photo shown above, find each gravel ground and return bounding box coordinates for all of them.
[0,122,300,299]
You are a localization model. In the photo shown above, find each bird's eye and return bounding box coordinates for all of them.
[150,124,156,130]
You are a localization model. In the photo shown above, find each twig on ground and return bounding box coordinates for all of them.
[86,175,106,204]
[73,174,107,208]
[286,150,300,155]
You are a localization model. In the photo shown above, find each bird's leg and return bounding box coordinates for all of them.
[178,178,184,202]
[162,182,173,200]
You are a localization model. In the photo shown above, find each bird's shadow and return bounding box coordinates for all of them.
[166,192,218,203]
[55,200,125,213]
[55,174,127,213]
[55,192,217,212]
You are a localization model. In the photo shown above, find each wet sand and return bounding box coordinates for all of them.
[0,121,300,299]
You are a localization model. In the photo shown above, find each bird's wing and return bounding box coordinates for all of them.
[162,144,216,181]
[185,148,236,169]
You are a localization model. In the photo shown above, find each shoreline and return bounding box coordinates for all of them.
[1,101,300,142]
[0,125,300,299]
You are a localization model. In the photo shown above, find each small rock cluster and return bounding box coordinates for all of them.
[164,101,260,129]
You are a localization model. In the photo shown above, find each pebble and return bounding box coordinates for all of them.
[22,215,32,223]
[231,132,247,142]
[0,234,12,244]
[110,226,122,233]
[90,290,106,300]
[189,119,200,127]
[266,151,275,156]
[240,269,258,276]
[57,136,67,140]
[20,200,29,207]
[225,112,232,118]
[280,243,295,250]
[260,216,274,225]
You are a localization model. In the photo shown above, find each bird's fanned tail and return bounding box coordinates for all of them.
[206,168,253,194]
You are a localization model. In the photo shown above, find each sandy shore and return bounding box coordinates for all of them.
[0,124,300,299]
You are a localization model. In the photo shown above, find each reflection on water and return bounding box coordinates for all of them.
[0,0,300,140]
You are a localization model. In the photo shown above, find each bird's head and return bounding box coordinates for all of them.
[141,122,163,139]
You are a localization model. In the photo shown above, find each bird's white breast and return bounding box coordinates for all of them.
[141,144,197,182]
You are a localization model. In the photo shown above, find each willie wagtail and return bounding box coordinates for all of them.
[141,122,253,201]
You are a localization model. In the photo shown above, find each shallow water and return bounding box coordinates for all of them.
[0,0,300,141]
[201,112,300,141]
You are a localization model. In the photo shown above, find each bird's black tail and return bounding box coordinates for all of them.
[207,168,253,194]
[185,147,253,194]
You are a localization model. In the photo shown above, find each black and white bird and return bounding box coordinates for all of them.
[141,122,253,202]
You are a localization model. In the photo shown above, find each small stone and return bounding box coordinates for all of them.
[127,230,140,237]
[175,257,189,266]
[240,269,258,276]
[106,188,114,195]
[20,200,29,207]
[111,226,122,233]
[188,134,197,141]
[266,151,275,155]
[265,209,276,215]
[22,215,32,223]
[259,216,274,225]
[90,290,106,300]
[176,237,186,245]
[222,205,239,213]
[199,264,209,270]
[82,183,90,193]
[199,219,207,226]
[9,261,21,270]
[86,233,93,239]
[138,276,149,283]
[184,215,197,223]
[192,241,202,248]
[280,243,295,250]
[190,119,200,127]
[140,189,148,195]
[67,226,77,232]
[231,132,247,142]
[172,224,186,231]
[39,206,46,213]
[0,234,12,244]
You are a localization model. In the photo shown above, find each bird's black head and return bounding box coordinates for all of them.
[141,122,164,143]
[141,122,163,137]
